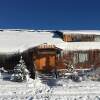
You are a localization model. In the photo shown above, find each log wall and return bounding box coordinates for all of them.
[56,50,100,69]
[63,34,95,42]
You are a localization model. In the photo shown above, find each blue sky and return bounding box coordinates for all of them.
[0,0,100,29]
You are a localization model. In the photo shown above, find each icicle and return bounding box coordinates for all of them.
[57,54,60,61]
[61,51,64,58]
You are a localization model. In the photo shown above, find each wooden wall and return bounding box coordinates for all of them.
[0,54,20,70]
[63,34,95,42]
[63,34,73,42]
[56,50,100,69]
[92,50,100,68]
[33,49,100,72]
[1,47,99,75]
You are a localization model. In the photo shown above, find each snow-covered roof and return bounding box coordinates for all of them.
[0,29,63,54]
[61,30,100,35]
[0,29,100,54]
[56,42,100,51]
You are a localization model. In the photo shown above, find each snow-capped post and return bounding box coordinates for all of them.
[11,55,30,82]
[54,66,58,79]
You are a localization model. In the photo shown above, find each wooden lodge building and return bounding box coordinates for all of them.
[0,29,100,78]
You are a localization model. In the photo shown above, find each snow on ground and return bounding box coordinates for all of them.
[0,72,100,100]
[0,73,50,100]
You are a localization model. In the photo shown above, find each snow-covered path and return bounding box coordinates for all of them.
[0,72,100,100]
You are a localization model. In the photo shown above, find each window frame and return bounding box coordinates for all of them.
[73,52,88,64]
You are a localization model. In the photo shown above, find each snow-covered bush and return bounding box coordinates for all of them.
[0,67,7,73]
[11,56,30,82]
[68,71,82,82]
[97,77,100,81]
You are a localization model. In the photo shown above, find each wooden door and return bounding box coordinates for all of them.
[35,56,46,70]
[34,55,56,71]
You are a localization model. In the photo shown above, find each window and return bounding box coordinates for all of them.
[79,53,88,62]
[73,52,88,64]
[73,53,78,64]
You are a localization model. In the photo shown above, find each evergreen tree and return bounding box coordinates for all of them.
[11,56,30,82]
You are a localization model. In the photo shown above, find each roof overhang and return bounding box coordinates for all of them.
[56,42,100,51]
